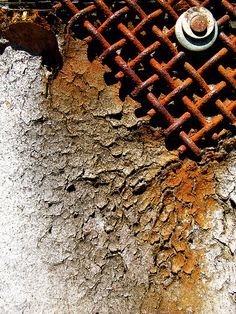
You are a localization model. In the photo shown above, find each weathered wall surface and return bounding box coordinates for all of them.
[0,38,235,313]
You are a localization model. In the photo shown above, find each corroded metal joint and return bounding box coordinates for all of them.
[175,7,218,51]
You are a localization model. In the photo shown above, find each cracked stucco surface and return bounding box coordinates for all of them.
[0,42,235,313]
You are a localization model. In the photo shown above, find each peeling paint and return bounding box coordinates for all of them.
[0,30,235,313]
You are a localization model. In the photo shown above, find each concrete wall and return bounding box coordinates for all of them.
[0,40,235,313]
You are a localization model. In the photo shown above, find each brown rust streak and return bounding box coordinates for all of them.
[139,159,217,313]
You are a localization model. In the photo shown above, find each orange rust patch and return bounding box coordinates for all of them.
[158,270,205,313]
[139,159,217,312]
[44,34,219,312]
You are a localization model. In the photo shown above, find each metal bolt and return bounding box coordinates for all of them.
[190,15,208,34]
[175,7,218,51]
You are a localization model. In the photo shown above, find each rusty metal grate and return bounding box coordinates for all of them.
[56,0,235,157]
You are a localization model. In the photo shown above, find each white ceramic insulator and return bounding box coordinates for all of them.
[175,7,218,52]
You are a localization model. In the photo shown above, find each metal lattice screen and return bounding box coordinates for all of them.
[2,0,235,156]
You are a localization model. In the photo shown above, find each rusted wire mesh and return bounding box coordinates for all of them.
[56,0,235,157]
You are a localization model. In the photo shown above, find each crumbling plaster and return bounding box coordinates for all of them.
[0,39,235,313]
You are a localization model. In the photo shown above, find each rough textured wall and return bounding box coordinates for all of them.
[0,36,235,313]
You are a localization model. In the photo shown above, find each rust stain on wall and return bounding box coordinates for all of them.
[44,35,229,313]
[140,160,216,266]
[138,159,217,312]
